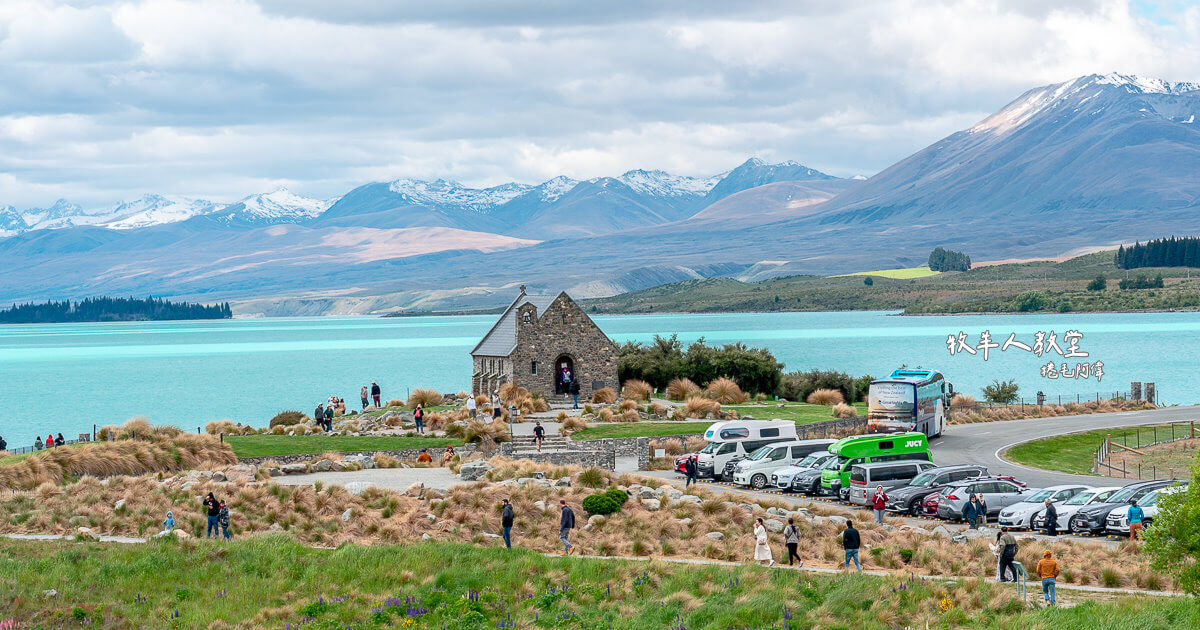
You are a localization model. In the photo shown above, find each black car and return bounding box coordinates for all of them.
[885,464,989,515]
[1069,479,1175,535]
[791,468,826,495]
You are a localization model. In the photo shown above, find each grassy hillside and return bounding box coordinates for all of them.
[584,251,1200,314]
[3,536,1197,629]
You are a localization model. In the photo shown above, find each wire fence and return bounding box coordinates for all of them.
[953,390,1153,412]
[4,432,95,456]
[1093,421,1198,479]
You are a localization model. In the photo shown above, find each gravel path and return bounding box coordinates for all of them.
[272,467,467,492]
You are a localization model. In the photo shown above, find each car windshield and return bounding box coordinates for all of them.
[1023,489,1056,503]
[699,442,721,454]
[1107,485,1146,503]
[746,446,775,461]
[1138,491,1161,507]
[1064,491,1096,506]
[795,454,820,468]
[908,471,938,487]
[820,457,841,470]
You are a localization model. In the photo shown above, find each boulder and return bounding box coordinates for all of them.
[516,477,535,486]
[642,499,661,511]
[534,501,547,512]
[280,463,307,475]
[704,532,724,541]
[766,507,787,517]
[345,455,376,470]
[828,515,849,526]
[639,489,657,500]
[68,515,86,527]
[764,519,785,533]
[113,499,126,512]
[265,468,283,478]
[211,471,227,482]
[737,503,757,513]
[310,459,334,473]
[459,461,493,481]
[677,495,702,504]
[425,513,437,523]
[587,514,606,527]
[811,516,828,525]
[341,508,353,522]
[483,533,501,539]
[223,464,258,483]
[173,529,192,539]
[555,477,571,488]
[422,533,432,541]
[268,523,283,532]
[674,518,693,526]
[930,526,953,538]
[43,589,58,598]
[951,528,993,543]
[344,482,375,495]
[405,482,424,497]
[76,527,100,541]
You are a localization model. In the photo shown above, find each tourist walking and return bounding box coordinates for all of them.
[203,493,220,538]
[533,422,545,453]
[1036,549,1060,606]
[34,436,43,451]
[559,500,576,556]
[569,379,580,410]
[163,510,175,533]
[841,520,861,572]
[492,390,502,419]
[324,404,335,431]
[360,385,369,410]
[218,500,231,539]
[314,403,324,429]
[558,366,572,395]
[55,433,65,447]
[871,486,888,524]
[1042,498,1058,536]
[963,495,983,529]
[414,404,425,435]
[466,395,477,418]
[500,498,514,549]
[977,494,989,525]
[783,518,803,566]
[371,381,381,407]
[997,527,1019,582]
[753,518,774,566]
[990,531,1003,580]
[1127,499,1145,541]
[684,456,698,487]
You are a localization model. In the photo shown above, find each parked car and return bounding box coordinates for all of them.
[1106,484,1189,535]
[1070,480,1177,535]
[935,476,1035,520]
[695,420,798,481]
[674,454,697,475]
[794,456,842,495]
[772,451,835,490]
[1033,486,1122,531]
[997,485,1091,529]
[847,461,938,506]
[885,464,990,515]
[732,439,836,489]
[921,492,941,517]
[820,432,933,496]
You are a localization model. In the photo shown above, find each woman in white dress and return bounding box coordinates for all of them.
[753,518,774,566]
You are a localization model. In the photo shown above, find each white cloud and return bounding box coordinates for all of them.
[0,0,1198,211]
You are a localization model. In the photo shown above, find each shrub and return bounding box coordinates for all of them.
[577,467,608,489]
[704,377,747,404]
[982,379,1020,404]
[559,416,588,435]
[385,399,405,408]
[778,369,864,403]
[951,393,977,408]
[1011,290,1050,312]
[1101,568,1121,588]
[591,388,618,404]
[666,378,701,401]
[205,420,238,435]
[605,488,629,504]
[806,388,844,406]
[618,334,782,395]
[596,408,615,422]
[899,548,914,564]
[619,409,641,423]
[621,379,653,401]
[682,396,720,419]
[267,411,302,429]
[581,493,620,515]
[407,388,444,408]
[831,403,857,418]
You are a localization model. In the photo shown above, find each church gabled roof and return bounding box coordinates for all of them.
[470,289,563,357]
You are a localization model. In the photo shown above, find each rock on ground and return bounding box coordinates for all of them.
[642,499,661,511]
[344,481,375,495]
[704,532,724,541]
[405,482,424,497]
[764,519,785,533]
[459,461,493,481]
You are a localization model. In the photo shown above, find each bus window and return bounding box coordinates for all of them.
[878,441,894,450]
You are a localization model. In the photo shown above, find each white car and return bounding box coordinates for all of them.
[1106,485,1188,534]
[1032,486,1121,531]
[771,451,834,490]
[997,485,1090,529]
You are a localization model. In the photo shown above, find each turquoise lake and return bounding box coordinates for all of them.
[0,311,1193,449]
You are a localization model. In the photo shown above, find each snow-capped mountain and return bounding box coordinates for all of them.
[0,205,26,237]
[386,179,533,211]
[202,189,336,226]
[612,169,719,197]
[100,195,224,230]
[20,199,90,230]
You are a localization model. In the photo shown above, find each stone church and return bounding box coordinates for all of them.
[470,286,618,398]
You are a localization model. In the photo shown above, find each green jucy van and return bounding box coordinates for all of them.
[820,432,932,497]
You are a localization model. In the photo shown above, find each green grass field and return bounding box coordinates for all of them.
[837,266,940,279]
[225,434,463,458]
[725,401,867,423]
[2,536,1196,629]
[1004,424,1192,475]
[574,402,864,441]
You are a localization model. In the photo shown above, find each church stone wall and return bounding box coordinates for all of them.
[511,296,618,397]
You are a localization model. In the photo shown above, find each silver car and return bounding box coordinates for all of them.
[771,451,834,490]
[997,485,1090,529]
[935,477,1035,520]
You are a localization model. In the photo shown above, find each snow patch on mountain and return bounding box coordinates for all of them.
[535,176,579,202]
[236,188,333,221]
[101,195,224,230]
[387,178,532,211]
[1094,72,1200,95]
[613,169,719,196]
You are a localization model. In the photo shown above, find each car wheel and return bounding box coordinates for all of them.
[909,502,921,516]
[751,474,767,490]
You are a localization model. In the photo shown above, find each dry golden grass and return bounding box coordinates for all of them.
[949,398,1155,425]
[385,399,405,408]
[621,379,653,401]
[596,408,615,422]
[649,402,668,416]
[591,387,618,404]
[704,377,747,404]
[559,416,589,435]
[806,388,845,406]
[951,393,977,407]
[406,388,444,408]
[618,409,641,423]
[681,396,721,419]
[831,402,858,418]
[666,378,701,401]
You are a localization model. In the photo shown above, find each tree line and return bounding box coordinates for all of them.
[1116,237,1200,269]
[928,246,971,272]
[0,296,233,324]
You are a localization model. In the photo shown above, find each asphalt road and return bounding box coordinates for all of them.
[931,405,1200,487]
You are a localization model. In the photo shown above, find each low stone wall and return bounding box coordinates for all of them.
[496,449,616,470]
[239,445,477,467]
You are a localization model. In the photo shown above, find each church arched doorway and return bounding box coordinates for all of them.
[554,354,576,395]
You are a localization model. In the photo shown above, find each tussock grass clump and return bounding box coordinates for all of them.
[681,396,721,419]
[559,416,588,435]
[205,420,239,435]
[385,399,405,408]
[806,388,845,406]
[621,379,653,401]
[666,378,701,401]
[831,403,858,418]
[407,388,444,408]
[704,377,747,404]
[951,393,977,408]
[596,408,615,422]
[618,409,641,423]
[591,387,618,404]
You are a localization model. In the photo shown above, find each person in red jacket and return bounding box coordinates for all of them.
[872,485,889,525]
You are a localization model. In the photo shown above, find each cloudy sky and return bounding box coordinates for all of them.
[2,0,1199,210]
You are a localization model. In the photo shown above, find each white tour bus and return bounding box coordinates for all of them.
[867,369,951,438]
[695,420,797,481]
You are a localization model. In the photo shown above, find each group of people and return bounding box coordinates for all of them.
[416,446,456,466]
[494,498,577,555]
[159,493,232,539]
[360,382,381,409]
[32,433,66,451]
[557,366,581,409]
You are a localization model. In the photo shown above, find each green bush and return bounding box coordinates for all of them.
[581,494,620,515]
[605,488,629,505]
[778,369,872,403]
[269,411,306,428]
[1086,275,1106,291]
[982,379,1019,404]
[618,334,783,395]
[899,549,914,564]
[1011,290,1050,312]
[928,246,971,272]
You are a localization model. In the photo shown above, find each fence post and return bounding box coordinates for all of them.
[220,433,224,444]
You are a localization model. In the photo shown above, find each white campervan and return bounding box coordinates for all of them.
[695,420,798,481]
[731,439,837,489]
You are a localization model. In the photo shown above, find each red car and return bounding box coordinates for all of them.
[922,493,941,517]
[675,454,698,475]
